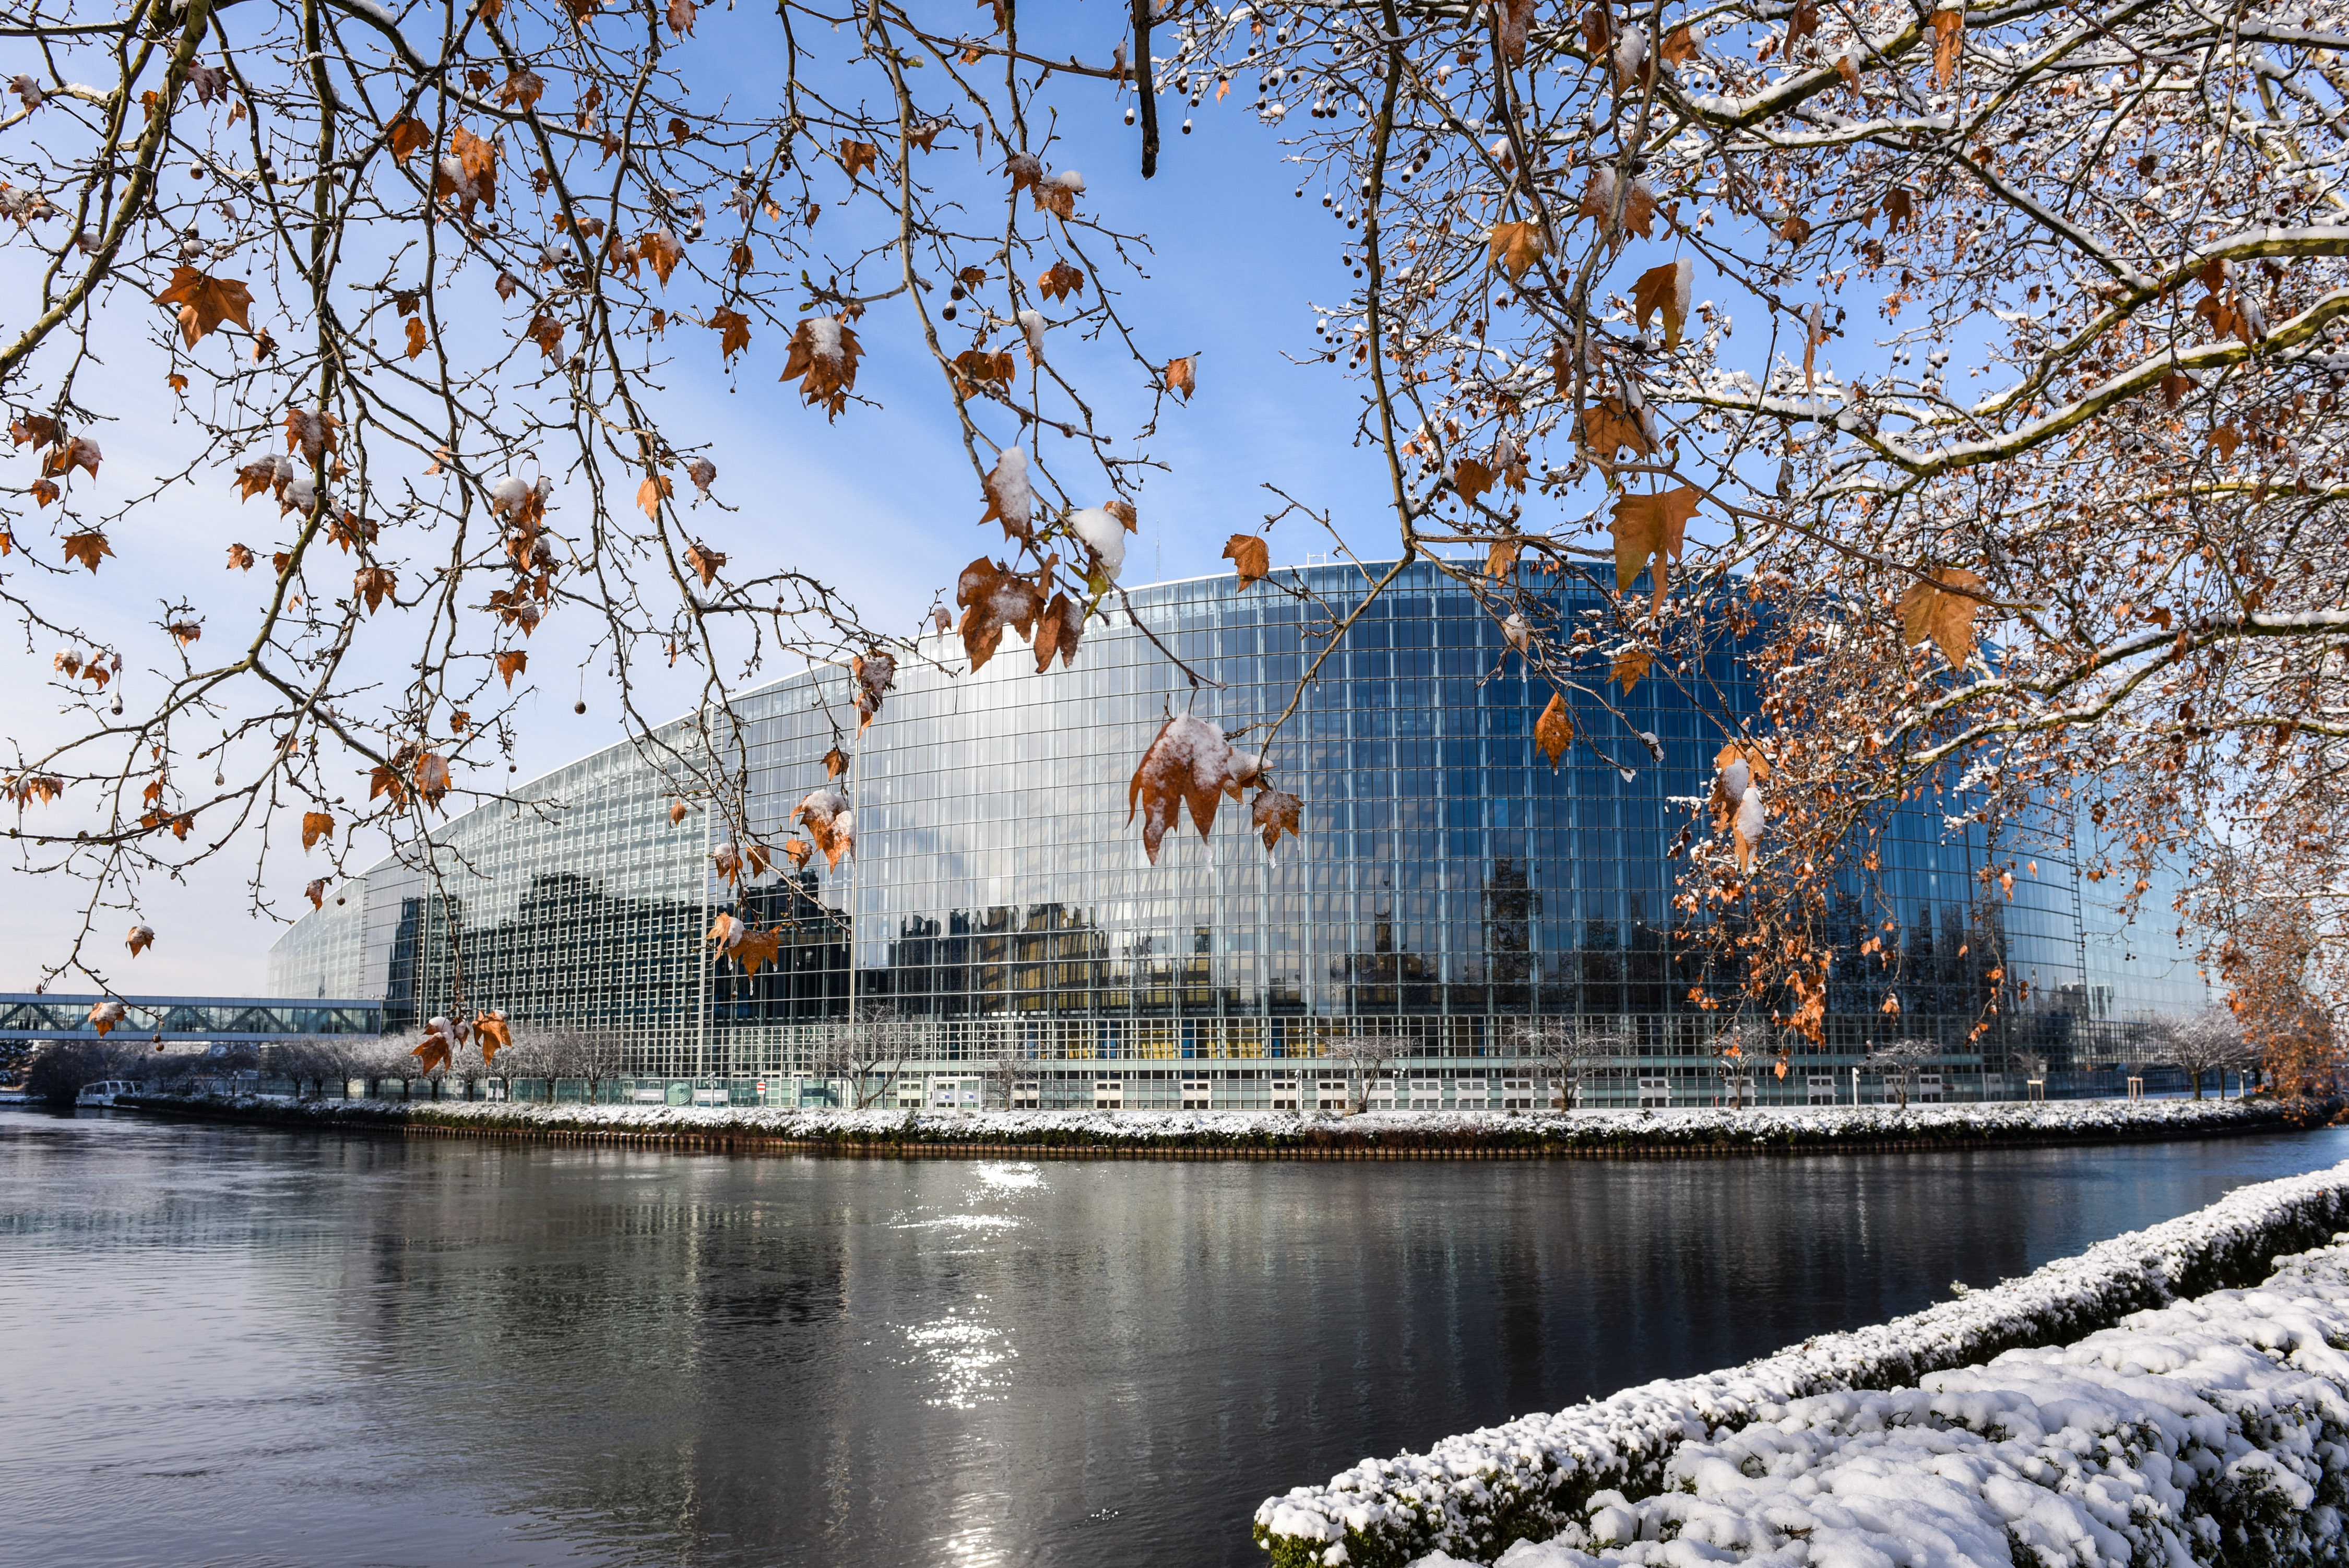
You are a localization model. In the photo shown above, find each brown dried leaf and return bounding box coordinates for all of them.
[1033,591,1083,672]
[733,926,782,976]
[496,648,528,687]
[1898,567,1988,668]
[710,305,752,361]
[1486,220,1546,283]
[792,786,854,870]
[301,809,335,851]
[387,116,429,164]
[1164,357,1196,401]
[1223,533,1270,587]
[1252,786,1301,854]
[61,530,111,571]
[954,556,1044,671]
[1535,692,1574,769]
[1929,7,1963,86]
[354,565,396,613]
[1126,714,1236,864]
[1454,457,1495,507]
[1578,395,1655,462]
[779,316,861,416]
[476,1010,512,1063]
[637,472,671,521]
[410,1028,453,1075]
[853,650,895,729]
[1610,486,1701,614]
[634,229,682,288]
[496,69,544,110]
[155,266,253,347]
[1632,258,1694,348]
[980,445,1034,543]
[1611,647,1653,693]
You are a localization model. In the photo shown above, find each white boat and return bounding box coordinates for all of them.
[74,1079,143,1107]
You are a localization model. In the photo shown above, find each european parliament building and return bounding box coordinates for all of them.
[269,561,2202,1110]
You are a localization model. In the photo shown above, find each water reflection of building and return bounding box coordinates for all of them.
[268,562,2205,1106]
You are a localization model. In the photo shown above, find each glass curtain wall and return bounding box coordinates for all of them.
[271,562,2183,1102]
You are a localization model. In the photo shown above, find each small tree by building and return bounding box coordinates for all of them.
[503,1028,632,1103]
[269,1036,361,1098]
[1513,1016,1629,1109]
[808,1001,919,1109]
[1707,1017,1775,1110]
[977,1027,1035,1111]
[1327,1031,1407,1113]
[349,1037,424,1099]
[2153,1009,2243,1100]
[1865,1037,1939,1108]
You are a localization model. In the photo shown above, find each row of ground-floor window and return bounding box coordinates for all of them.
[220,1060,2257,1111]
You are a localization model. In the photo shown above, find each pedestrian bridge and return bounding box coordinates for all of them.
[0,995,382,1044]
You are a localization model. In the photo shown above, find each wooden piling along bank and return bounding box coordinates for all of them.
[113,1095,2341,1162]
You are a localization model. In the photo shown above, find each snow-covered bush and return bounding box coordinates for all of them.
[1452,1235,2349,1568]
[1254,1163,2349,1568]
[124,1091,2308,1155]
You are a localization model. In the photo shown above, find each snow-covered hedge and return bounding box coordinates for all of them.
[1430,1238,2349,1568]
[1254,1162,2349,1568]
[121,1092,2310,1155]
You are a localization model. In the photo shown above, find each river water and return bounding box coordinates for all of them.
[2,1109,2343,1568]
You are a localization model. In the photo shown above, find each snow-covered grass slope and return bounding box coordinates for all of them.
[125,1092,2310,1155]
[1254,1162,2349,1567]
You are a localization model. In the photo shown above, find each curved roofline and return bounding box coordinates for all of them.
[421,558,1431,814]
[296,555,1458,921]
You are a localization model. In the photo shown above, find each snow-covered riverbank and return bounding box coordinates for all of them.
[116,1092,2323,1157]
[1254,1161,2349,1567]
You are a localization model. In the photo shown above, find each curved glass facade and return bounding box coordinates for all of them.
[270,562,2202,1107]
